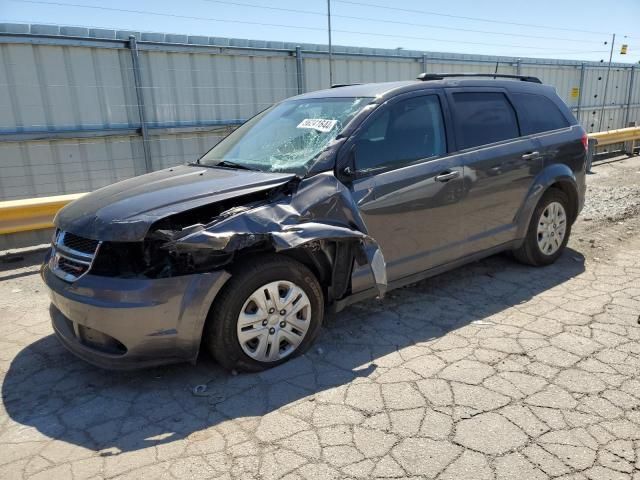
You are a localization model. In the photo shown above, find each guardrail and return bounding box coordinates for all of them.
[0,193,86,235]
[590,126,640,147]
[2,126,640,238]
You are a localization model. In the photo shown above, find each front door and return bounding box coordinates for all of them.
[348,93,465,284]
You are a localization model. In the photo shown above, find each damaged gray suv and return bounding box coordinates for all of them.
[42,73,587,371]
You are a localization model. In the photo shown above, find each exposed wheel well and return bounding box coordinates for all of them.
[282,247,333,289]
[548,181,579,223]
[283,242,358,304]
[221,243,351,308]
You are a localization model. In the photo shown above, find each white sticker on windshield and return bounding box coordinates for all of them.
[297,118,338,133]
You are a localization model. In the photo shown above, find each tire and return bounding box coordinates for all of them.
[513,188,572,266]
[204,254,324,372]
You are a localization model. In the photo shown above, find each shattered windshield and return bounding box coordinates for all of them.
[199,97,373,174]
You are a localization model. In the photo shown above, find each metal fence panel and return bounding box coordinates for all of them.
[626,105,640,125]
[520,65,580,106]
[139,51,298,126]
[1,22,639,206]
[630,69,640,106]
[427,61,511,75]
[0,136,144,200]
[149,132,227,170]
[0,43,135,132]
[303,56,419,91]
[605,67,632,106]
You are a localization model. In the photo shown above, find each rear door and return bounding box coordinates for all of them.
[510,91,577,169]
[348,91,466,284]
[446,88,543,254]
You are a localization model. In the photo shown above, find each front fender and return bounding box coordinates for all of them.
[514,163,579,242]
[163,172,388,298]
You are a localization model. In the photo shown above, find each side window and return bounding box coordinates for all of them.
[361,110,389,141]
[451,92,519,150]
[511,93,570,135]
[355,95,446,172]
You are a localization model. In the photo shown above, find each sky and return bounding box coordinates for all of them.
[2,0,639,63]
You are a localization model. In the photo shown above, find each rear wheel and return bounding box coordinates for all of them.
[514,188,571,266]
[204,255,324,372]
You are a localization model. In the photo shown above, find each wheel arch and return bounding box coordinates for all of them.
[222,240,360,307]
[199,238,360,339]
[548,180,579,224]
[515,164,579,242]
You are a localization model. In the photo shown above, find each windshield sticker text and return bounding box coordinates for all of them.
[297,118,338,133]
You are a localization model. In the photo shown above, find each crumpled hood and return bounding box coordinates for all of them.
[54,164,296,241]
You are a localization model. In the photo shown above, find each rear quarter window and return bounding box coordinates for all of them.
[511,92,570,135]
[451,92,520,150]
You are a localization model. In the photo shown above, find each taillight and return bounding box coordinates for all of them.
[581,132,589,151]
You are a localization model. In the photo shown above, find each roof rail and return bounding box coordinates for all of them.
[417,73,542,84]
[330,83,362,88]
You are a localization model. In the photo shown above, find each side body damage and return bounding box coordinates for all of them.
[153,171,387,301]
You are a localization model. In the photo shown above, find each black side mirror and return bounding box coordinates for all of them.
[338,145,356,182]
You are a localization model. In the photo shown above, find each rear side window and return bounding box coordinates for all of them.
[511,93,570,135]
[451,92,519,150]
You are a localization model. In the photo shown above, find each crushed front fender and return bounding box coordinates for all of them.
[163,172,387,297]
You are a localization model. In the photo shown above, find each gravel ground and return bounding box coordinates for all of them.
[581,157,640,224]
[1,155,640,480]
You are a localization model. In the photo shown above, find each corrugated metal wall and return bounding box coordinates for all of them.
[140,51,298,126]
[304,56,420,92]
[150,132,227,170]
[0,43,137,131]
[1,23,639,207]
[0,136,145,200]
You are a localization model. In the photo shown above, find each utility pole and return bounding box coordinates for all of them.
[327,0,334,86]
[598,33,615,132]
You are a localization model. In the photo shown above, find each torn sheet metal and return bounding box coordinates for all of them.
[165,172,387,297]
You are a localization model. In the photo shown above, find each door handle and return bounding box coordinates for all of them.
[521,151,540,160]
[435,171,460,182]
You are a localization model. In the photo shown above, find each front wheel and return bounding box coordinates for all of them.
[513,188,571,266]
[204,255,324,372]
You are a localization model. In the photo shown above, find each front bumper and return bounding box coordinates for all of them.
[42,263,230,369]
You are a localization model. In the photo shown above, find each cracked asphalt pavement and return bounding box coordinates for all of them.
[1,156,640,480]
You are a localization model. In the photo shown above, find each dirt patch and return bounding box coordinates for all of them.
[571,155,640,262]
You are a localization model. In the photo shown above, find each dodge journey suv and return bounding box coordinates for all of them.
[42,73,587,372]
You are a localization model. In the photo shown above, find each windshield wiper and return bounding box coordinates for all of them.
[217,160,260,171]
[194,160,259,171]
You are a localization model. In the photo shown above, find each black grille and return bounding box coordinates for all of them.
[62,232,99,254]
